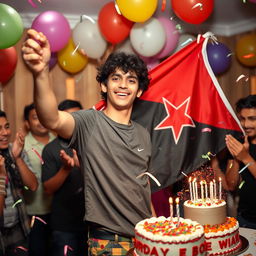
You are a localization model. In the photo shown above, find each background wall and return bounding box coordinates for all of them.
[2,29,256,141]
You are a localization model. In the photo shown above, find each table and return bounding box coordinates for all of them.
[239,227,256,255]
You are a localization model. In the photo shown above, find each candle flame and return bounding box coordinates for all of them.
[188,176,192,182]
[200,180,204,185]
[193,178,197,182]
[219,177,222,181]
[175,197,179,204]
[169,197,173,204]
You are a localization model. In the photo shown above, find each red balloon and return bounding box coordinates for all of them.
[0,47,17,83]
[98,2,134,44]
[171,0,214,25]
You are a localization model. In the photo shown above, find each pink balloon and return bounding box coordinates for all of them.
[153,16,179,59]
[249,0,256,3]
[31,11,71,52]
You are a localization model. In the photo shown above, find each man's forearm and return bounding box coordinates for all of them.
[33,69,59,130]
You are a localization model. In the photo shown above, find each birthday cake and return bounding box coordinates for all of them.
[184,195,241,255]
[134,216,206,256]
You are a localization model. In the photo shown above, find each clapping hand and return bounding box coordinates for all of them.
[60,149,80,169]
[11,129,25,160]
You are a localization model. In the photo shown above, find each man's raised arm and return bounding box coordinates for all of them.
[22,29,74,139]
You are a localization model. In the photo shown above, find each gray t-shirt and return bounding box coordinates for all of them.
[68,109,152,237]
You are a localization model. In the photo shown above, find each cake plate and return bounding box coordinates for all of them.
[234,235,249,256]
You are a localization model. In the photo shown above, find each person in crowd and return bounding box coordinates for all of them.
[23,103,55,256]
[0,110,38,256]
[41,99,87,256]
[22,29,155,256]
[225,94,256,229]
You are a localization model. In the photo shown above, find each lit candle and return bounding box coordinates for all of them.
[210,181,213,201]
[176,197,180,226]
[193,178,196,202]
[219,177,222,200]
[213,179,217,200]
[189,177,193,201]
[200,180,204,200]
[195,179,198,202]
[204,180,208,199]
[169,197,173,222]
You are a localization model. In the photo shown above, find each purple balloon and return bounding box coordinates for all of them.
[206,42,231,75]
[31,11,71,52]
[49,52,57,69]
[154,16,179,59]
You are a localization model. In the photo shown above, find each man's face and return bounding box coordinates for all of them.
[101,68,142,111]
[26,109,49,136]
[238,108,256,138]
[0,117,11,150]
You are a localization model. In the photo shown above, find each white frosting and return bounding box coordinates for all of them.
[135,217,206,256]
[184,199,226,208]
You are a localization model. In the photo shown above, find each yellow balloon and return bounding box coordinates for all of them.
[235,34,256,67]
[116,0,157,23]
[57,39,88,74]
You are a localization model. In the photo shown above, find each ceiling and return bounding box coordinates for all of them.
[2,0,256,36]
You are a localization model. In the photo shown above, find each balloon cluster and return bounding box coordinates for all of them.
[4,0,255,82]
[0,3,23,83]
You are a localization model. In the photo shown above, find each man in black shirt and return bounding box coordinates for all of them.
[226,94,256,229]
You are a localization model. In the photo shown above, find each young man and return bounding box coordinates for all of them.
[0,110,38,256]
[225,94,256,229]
[41,99,87,256]
[23,103,55,256]
[22,29,155,255]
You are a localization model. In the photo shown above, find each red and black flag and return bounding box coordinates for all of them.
[131,33,243,192]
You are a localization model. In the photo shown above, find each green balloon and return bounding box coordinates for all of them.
[0,3,24,49]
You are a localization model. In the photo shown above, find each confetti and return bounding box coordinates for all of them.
[12,199,22,208]
[201,128,212,133]
[192,3,203,10]
[31,148,44,164]
[114,1,121,15]
[238,162,252,174]
[161,0,166,11]
[181,171,188,177]
[30,215,35,228]
[72,42,80,56]
[201,154,211,161]
[236,74,249,83]
[226,52,234,58]
[35,216,47,224]
[15,246,28,252]
[27,0,37,8]
[238,180,245,189]
[207,152,216,157]
[64,245,74,256]
[136,172,161,187]
[180,39,193,47]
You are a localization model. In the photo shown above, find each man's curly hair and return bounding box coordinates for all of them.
[96,52,150,101]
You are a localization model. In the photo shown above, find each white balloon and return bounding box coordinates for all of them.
[130,17,166,57]
[173,33,196,53]
[73,19,107,59]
